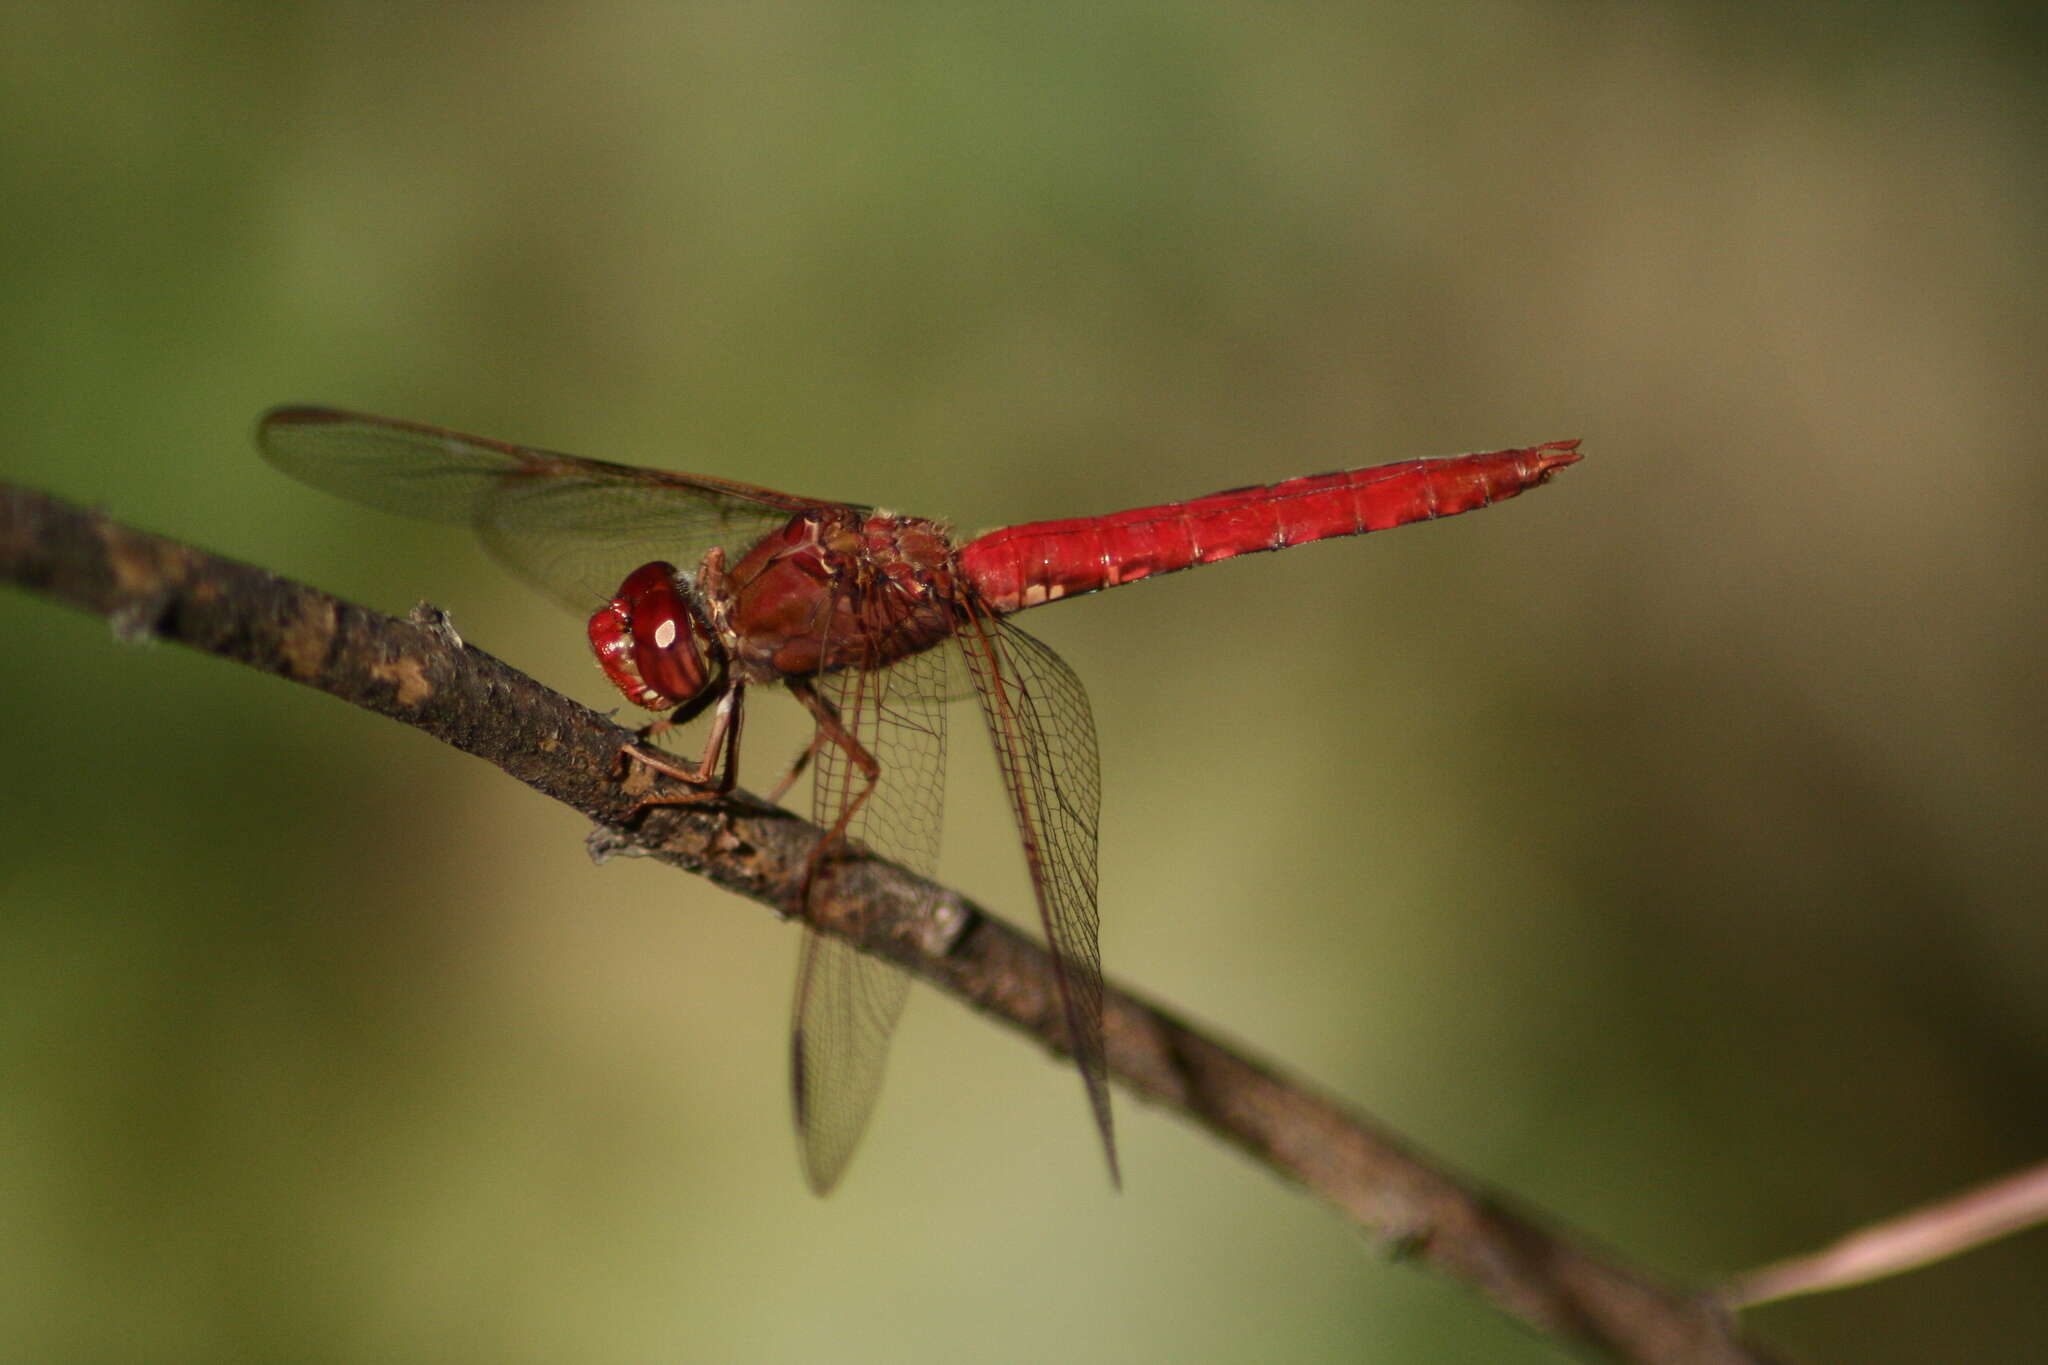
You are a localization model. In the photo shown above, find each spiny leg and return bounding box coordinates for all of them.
[785,677,882,905]
[765,734,821,806]
[617,682,747,818]
[611,667,729,774]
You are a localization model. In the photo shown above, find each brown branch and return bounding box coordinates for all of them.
[1,480,1778,1365]
[1724,1159,2048,1308]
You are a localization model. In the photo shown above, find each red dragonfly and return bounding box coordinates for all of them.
[258,407,1580,1192]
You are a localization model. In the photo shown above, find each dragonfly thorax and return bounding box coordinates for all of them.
[717,507,963,681]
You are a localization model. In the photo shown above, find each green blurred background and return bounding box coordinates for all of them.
[3,6,2043,1362]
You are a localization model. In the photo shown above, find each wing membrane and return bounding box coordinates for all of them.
[790,638,950,1194]
[789,934,911,1195]
[957,612,1114,1182]
[257,406,837,613]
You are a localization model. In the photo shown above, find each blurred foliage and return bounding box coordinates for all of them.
[3,4,2044,1362]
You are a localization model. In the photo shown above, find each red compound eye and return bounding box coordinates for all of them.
[587,562,716,711]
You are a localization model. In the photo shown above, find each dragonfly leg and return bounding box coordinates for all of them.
[785,678,881,904]
[764,735,821,806]
[617,682,746,818]
[613,669,729,770]
[628,713,679,747]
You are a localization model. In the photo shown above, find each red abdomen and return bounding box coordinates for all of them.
[957,441,1581,615]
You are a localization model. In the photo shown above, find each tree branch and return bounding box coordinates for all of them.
[1724,1159,2048,1308]
[1,480,1777,1365]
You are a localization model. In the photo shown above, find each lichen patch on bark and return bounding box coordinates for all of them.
[279,596,337,680]
[369,655,433,707]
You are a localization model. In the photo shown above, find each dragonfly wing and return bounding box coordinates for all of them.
[790,934,911,1195]
[469,472,801,618]
[257,406,839,614]
[790,642,950,1193]
[957,612,1114,1183]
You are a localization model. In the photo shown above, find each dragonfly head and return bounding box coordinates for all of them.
[588,561,723,712]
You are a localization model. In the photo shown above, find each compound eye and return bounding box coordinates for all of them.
[587,562,714,710]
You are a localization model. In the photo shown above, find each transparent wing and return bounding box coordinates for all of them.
[957,611,1114,1183]
[790,640,950,1194]
[789,937,910,1195]
[257,406,842,613]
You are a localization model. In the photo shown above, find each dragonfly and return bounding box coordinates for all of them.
[258,407,1581,1193]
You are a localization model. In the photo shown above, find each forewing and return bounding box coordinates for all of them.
[257,406,833,613]
[790,642,950,1194]
[958,612,1115,1183]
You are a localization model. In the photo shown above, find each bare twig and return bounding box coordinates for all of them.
[1,480,1777,1365]
[1724,1159,2048,1308]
